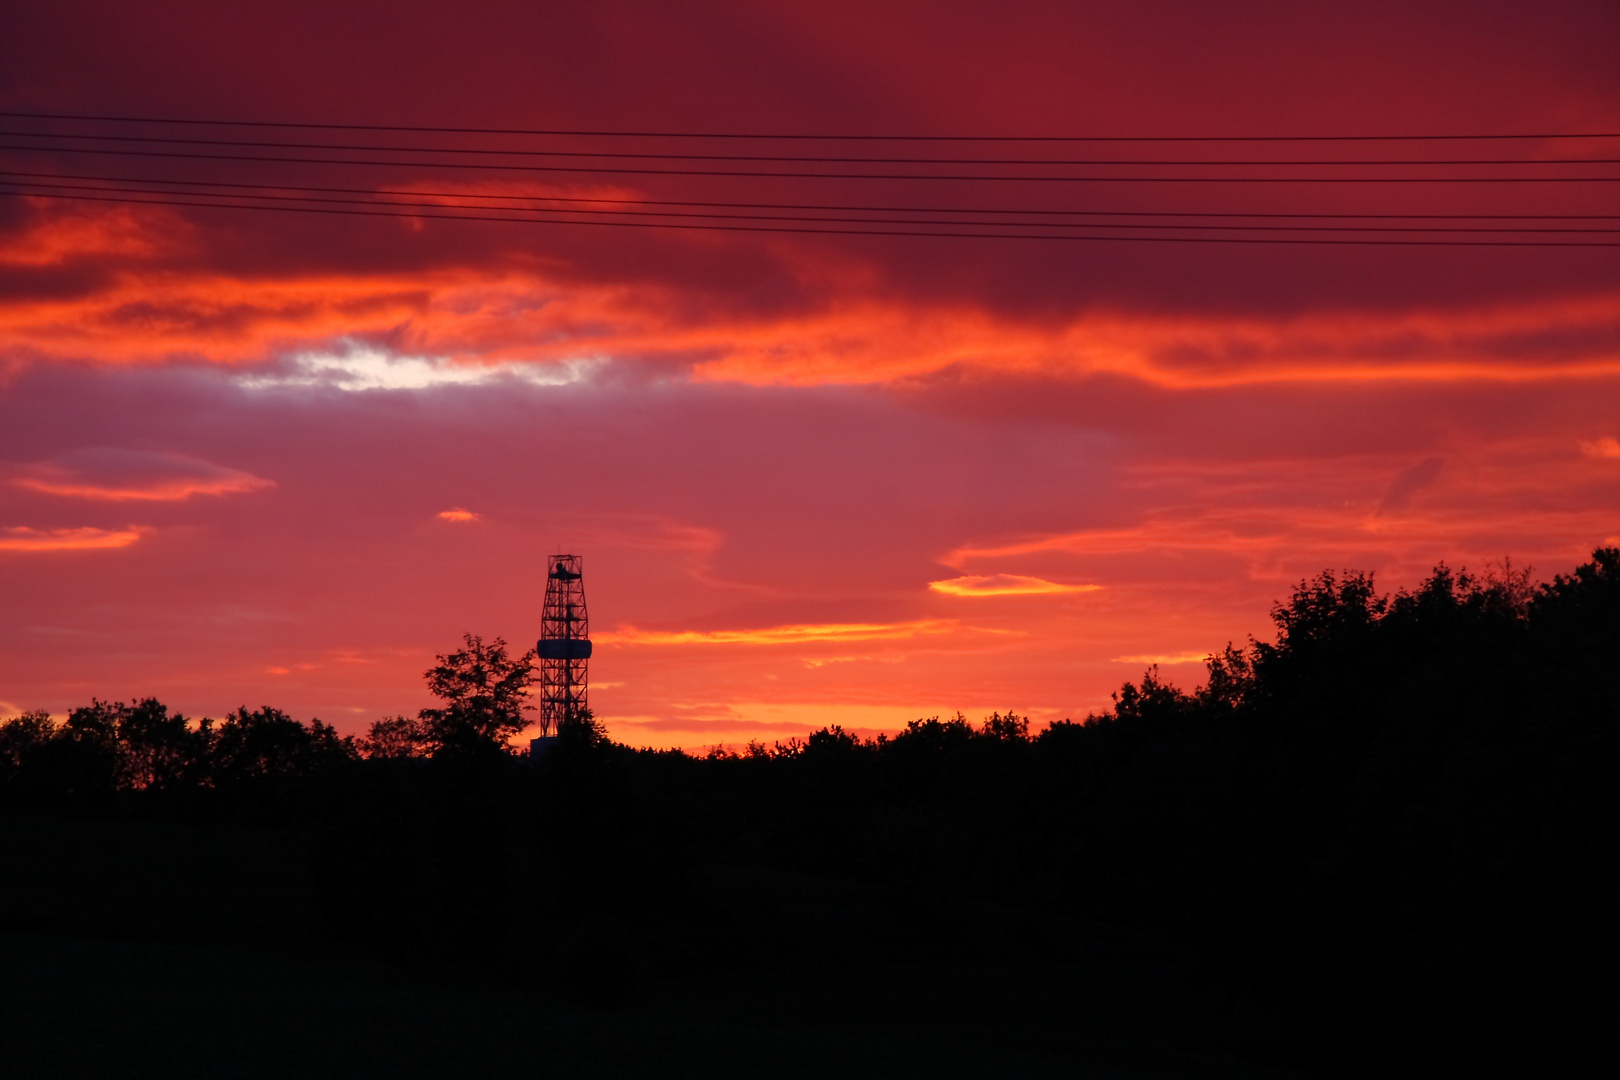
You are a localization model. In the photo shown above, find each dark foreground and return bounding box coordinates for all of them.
[0,816,1305,1080]
[4,552,1616,1077]
[1,933,1304,1080]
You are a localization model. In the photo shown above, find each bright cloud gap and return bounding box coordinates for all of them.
[239,344,603,393]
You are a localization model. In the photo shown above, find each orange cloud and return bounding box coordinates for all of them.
[3,221,1619,391]
[597,619,958,646]
[0,526,147,551]
[0,203,181,268]
[1579,436,1620,459]
[14,470,272,502]
[437,508,480,521]
[685,295,1620,389]
[929,573,1101,597]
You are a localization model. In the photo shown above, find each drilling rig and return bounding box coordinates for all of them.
[534,554,591,755]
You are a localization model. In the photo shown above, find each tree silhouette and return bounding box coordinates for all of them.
[62,698,202,791]
[418,633,536,757]
[208,706,354,786]
[0,710,56,776]
[358,714,430,759]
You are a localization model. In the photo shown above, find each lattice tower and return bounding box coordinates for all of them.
[536,554,591,735]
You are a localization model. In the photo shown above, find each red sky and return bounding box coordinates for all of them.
[3,1,1618,747]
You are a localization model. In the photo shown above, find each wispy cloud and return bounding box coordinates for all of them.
[597,619,958,646]
[929,573,1101,597]
[1377,457,1444,515]
[437,508,480,522]
[10,449,272,502]
[1112,652,1209,665]
[1579,436,1620,459]
[0,526,148,551]
[941,498,1620,580]
[801,654,906,668]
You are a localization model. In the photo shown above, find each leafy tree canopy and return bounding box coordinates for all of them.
[418,633,536,757]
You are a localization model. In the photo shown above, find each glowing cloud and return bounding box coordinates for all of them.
[1112,652,1210,666]
[10,449,273,502]
[1579,437,1620,459]
[437,508,480,522]
[929,574,1101,597]
[6,255,1619,392]
[0,526,148,552]
[0,204,172,268]
[597,619,958,646]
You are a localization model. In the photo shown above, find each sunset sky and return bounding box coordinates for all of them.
[2,1,1618,748]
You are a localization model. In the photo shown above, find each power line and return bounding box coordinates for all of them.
[7,129,1617,166]
[7,177,1618,235]
[7,168,1616,221]
[5,110,1620,142]
[4,142,1618,182]
[6,187,1617,247]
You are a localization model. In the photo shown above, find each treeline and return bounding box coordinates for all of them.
[0,634,549,814]
[3,550,1617,1074]
[0,703,352,813]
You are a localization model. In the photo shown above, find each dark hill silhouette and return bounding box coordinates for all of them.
[2,549,1616,1076]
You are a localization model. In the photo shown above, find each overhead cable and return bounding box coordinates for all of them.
[2,141,1617,182]
[5,167,1616,220]
[6,177,1618,234]
[4,129,1616,166]
[5,110,1620,142]
[5,186,1617,246]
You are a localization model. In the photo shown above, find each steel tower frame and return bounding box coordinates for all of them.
[537,554,591,736]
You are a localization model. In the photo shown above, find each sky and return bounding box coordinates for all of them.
[2,1,1618,748]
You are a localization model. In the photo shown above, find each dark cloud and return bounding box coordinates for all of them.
[2,1,1617,329]
[1378,456,1445,513]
